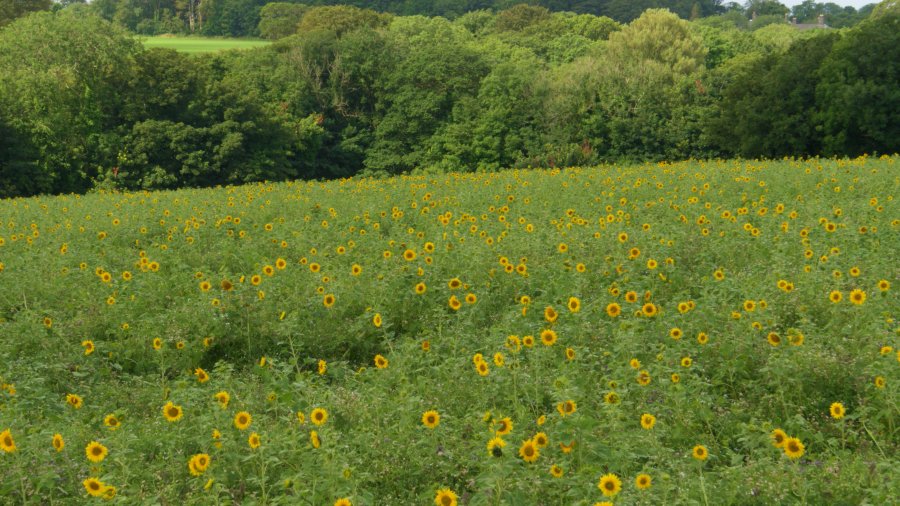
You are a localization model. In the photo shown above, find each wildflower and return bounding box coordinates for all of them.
[783,437,804,459]
[519,439,539,463]
[66,393,83,409]
[598,473,622,497]
[434,489,458,506]
[234,411,252,430]
[771,429,787,448]
[422,410,440,429]
[162,401,183,422]
[0,429,16,453]
[214,391,230,409]
[829,402,846,419]
[194,367,209,383]
[52,433,65,452]
[83,478,105,497]
[85,441,108,463]
[635,473,652,490]
[692,445,708,460]
[311,408,328,426]
[104,414,120,430]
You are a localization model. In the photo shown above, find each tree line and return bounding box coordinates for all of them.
[0,0,878,36]
[0,3,897,196]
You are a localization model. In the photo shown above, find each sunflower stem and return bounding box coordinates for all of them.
[698,466,709,506]
[861,421,886,459]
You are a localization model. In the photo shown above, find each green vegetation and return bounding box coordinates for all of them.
[0,157,897,503]
[142,36,270,53]
[1,6,897,198]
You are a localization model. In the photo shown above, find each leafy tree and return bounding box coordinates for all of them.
[258,2,308,39]
[816,12,900,156]
[0,0,51,27]
[296,5,391,36]
[0,11,140,194]
[706,33,839,157]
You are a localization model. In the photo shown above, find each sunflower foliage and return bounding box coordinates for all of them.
[0,157,897,504]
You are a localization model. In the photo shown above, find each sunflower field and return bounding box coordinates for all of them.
[0,157,897,505]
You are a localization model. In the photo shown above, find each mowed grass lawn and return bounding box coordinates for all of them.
[141,36,270,53]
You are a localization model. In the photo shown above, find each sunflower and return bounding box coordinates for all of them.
[495,417,513,436]
[422,410,440,429]
[234,411,252,430]
[669,328,683,340]
[334,499,352,506]
[783,437,804,459]
[188,453,211,476]
[567,297,581,313]
[448,278,462,290]
[212,391,230,409]
[487,436,506,457]
[544,306,558,323]
[771,429,787,448]
[323,294,336,308]
[162,401,183,422]
[82,340,95,355]
[465,293,477,304]
[636,370,651,386]
[878,279,890,291]
[829,402,846,419]
[522,335,535,347]
[697,332,709,345]
[66,393,83,409]
[104,414,120,430]
[641,303,658,317]
[403,249,417,261]
[743,300,756,312]
[565,347,575,361]
[828,290,842,303]
[434,489,458,506]
[692,445,708,460]
[275,258,287,269]
[310,430,321,449]
[540,329,558,346]
[194,367,209,383]
[519,439,539,463]
[713,269,725,281]
[766,332,781,347]
[635,473,652,490]
[250,274,262,286]
[874,376,886,388]
[597,473,622,497]
[640,413,656,430]
[317,359,327,375]
[246,432,261,450]
[604,391,620,404]
[0,429,15,453]
[414,282,427,294]
[448,296,462,311]
[606,302,621,317]
[681,356,692,368]
[85,441,108,462]
[559,440,575,453]
[550,464,564,478]
[52,433,64,452]
[476,361,489,376]
[351,264,362,276]
[374,354,389,369]
[220,279,233,291]
[671,373,681,383]
[849,289,866,305]
[311,408,329,426]
[83,478,105,497]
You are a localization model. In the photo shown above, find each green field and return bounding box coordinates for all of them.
[141,36,270,53]
[0,158,897,504]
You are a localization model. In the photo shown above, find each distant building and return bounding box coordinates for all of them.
[788,14,830,30]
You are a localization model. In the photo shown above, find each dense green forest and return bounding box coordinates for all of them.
[0,2,898,196]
